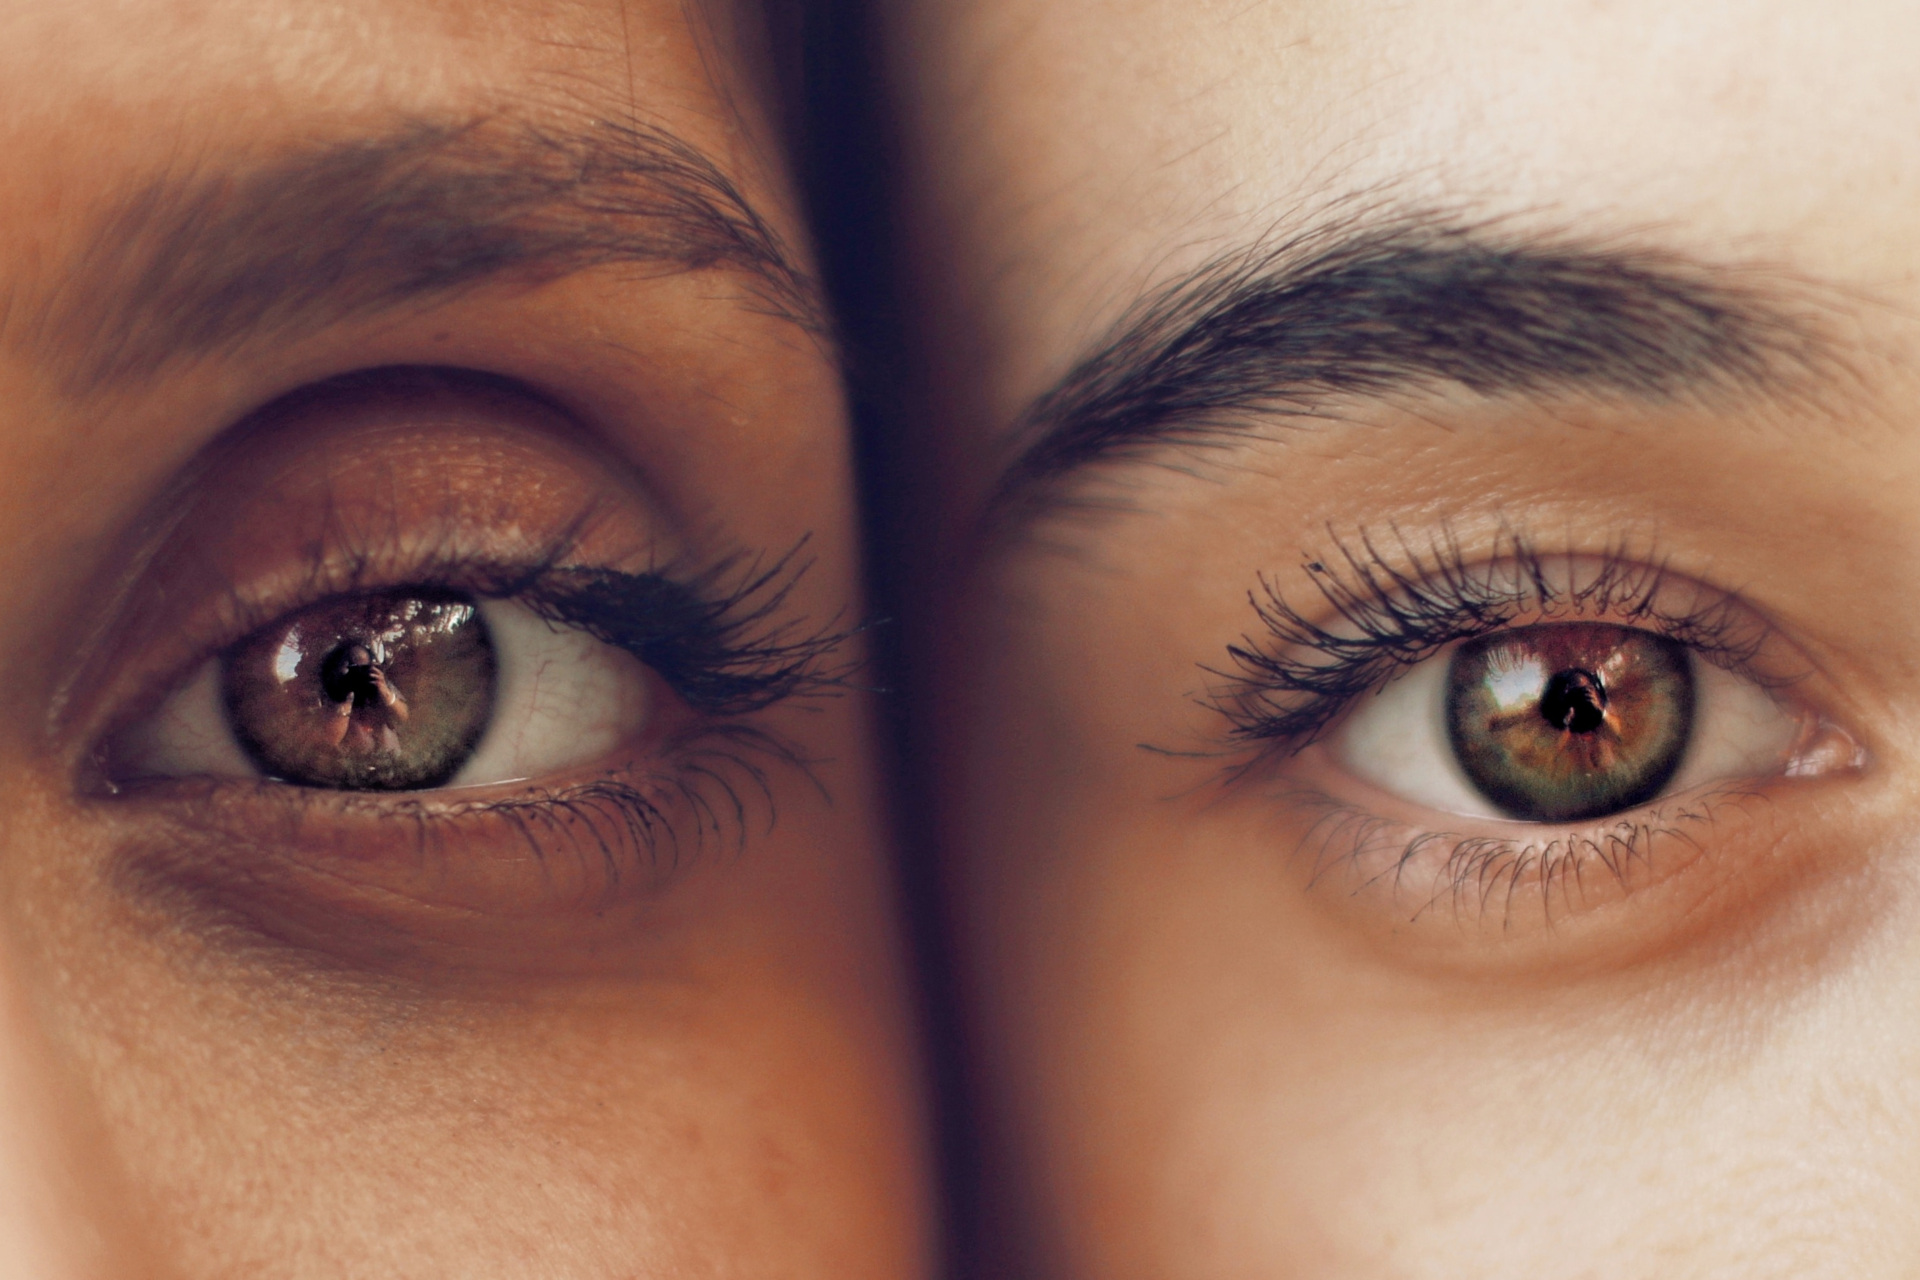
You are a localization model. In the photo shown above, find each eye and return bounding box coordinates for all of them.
[1333,620,1805,821]
[113,589,654,791]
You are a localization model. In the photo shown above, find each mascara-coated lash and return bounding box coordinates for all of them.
[265,535,857,724]
[1210,526,1774,748]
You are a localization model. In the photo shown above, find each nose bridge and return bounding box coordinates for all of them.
[0,929,157,1279]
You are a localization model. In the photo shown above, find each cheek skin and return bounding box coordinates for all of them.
[949,631,1914,1278]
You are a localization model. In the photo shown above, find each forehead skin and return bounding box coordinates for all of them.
[892,0,1920,469]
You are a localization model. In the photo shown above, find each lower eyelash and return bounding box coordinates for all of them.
[429,724,805,888]
[1288,783,1759,926]
[115,718,811,931]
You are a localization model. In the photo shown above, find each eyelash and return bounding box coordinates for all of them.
[1209,524,1774,748]
[444,538,856,716]
[105,532,855,881]
[1196,526,1811,918]
[1284,782,1755,924]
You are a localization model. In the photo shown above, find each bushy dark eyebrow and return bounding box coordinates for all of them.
[999,213,1829,510]
[31,115,820,390]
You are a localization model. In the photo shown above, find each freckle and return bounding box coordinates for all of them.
[432,331,451,342]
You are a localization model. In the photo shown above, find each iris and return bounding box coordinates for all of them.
[223,591,497,789]
[1446,622,1695,822]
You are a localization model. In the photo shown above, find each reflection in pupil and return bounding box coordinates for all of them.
[320,642,384,709]
[1540,668,1607,734]
[226,590,494,791]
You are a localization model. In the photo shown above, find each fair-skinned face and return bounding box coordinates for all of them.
[886,2,1920,1275]
[0,1,929,1274]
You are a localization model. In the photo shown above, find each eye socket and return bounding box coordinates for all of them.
[1333,620,1806,821]
[112,590,655,791]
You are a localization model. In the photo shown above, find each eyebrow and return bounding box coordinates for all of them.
[32,115,820,389]
[1000,213,1829,509]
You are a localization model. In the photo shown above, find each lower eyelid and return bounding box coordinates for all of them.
[92,718,804,969]
[1284,784,1742,930]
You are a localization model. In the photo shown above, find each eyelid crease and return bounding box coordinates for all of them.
[1206,522,1784,751]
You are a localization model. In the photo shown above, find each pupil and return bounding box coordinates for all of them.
[1540,668,1608,734]
[320,642,383,708]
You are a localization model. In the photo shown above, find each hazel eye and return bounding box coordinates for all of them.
[113,590,655,790]
[1333,621,1805,821]
[1446,623,1694,821]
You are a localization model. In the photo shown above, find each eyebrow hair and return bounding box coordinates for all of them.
[1000,213,1828,507]
[33,115,821,389]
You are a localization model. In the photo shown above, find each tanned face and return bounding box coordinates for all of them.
[0,1,929,1274]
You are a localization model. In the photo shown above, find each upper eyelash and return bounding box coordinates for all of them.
[99,543,848,894]
[1209,524,1773,747]
[516,545,857,717]
[223,522,858,722]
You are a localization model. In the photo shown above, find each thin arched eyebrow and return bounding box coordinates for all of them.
[26,114,823,391]
[995,212,1836,517]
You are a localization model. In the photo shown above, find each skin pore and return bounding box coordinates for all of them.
[0,0,929,1275]
[883,1,1920,1277]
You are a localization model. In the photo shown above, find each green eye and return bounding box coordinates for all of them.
[1445,623,1695,822]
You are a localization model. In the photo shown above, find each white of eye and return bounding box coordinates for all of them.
[447,600,651,787]
[114,599,653,789]
[1333,644,1803,821]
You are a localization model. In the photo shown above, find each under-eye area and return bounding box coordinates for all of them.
[1208,527,1864,932]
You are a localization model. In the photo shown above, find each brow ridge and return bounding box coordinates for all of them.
[39,114,821,389]
[1001,214,1828,508]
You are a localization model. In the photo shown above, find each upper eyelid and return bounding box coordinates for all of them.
[1203,529,1796,749]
